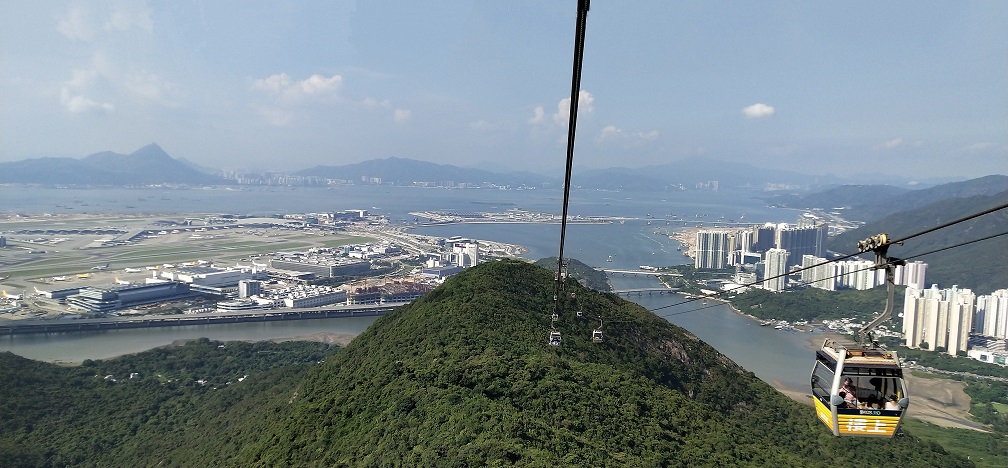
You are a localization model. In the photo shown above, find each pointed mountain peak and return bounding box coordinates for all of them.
[130,143,172,160]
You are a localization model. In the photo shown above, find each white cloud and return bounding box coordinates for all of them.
[528,105,545,124]
[60,67,113,114]
[298,74,342,95]
[60,89,113,114]
[881,138,903,149]
[252,73,342,103]
[598,125,623,140]
[597,125,658,143]
[126,71,181,107]
[967,142,993,151]
[393,108,411,123]
[362,97,391,109]
[65,68,99,89]
[553,90,594,125]
[105,8,153,32]
[636,130,659,141]
[57,7,94,41]
[59,90,114,113]
[252,73,292,93]
[741,103,775,119]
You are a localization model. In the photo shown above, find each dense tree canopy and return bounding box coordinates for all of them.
[0,261,978,466]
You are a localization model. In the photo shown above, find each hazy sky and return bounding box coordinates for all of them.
[1,1,1005,180]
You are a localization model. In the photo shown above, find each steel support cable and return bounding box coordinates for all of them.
[888,201,1008,246]
[648,203,1008,314]
[656,230,1007,314]
[554,0,590,314]
[653,229,1008,319]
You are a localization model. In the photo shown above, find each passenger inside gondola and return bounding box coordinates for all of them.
[840,377,858,406]
[838,391,853,408]
[884,395,901,411]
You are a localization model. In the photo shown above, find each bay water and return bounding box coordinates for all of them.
[0,185,816,392]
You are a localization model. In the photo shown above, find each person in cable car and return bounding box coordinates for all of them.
[884,395,901,411]
[840,377,858,406]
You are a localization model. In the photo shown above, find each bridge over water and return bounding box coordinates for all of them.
[611,287,679,297]
[598,268,682,277]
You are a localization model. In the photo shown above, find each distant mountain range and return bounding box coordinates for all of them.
[293,157,556,187]
[1,144,1002,192]
[295,155,843,191]
[830,188,1008,294]
[768,175,1008,221]
[0,144,226,186]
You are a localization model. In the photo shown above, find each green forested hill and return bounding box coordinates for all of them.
[0,261,977,466]
[0,340,338,467]
[244,260,970,467]
[534,256,612,291]
[831,190,1008,294]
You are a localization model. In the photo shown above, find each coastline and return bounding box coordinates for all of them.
[48,332,359,367]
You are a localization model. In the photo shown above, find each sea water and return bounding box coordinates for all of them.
[0,185,817,391]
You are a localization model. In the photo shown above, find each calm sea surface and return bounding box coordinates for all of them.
[0,185,814,391]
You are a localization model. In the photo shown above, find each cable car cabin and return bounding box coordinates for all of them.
[811,339,909,437]
[591,329,603,343]
[548,330,562,346]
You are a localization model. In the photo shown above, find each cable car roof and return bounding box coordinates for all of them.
[817,341,900,369]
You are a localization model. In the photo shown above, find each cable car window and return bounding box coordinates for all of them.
[811,361,834,402]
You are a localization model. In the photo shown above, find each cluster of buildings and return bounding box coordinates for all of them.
[49,235,481,316]
[693,215,1008,366]
[696,215,932,296]
[694,216,827,270]
[419,238,479,280]
[693,215,829,292]
[215,279,435,312]
[59,264,269,313]
[799,257,928,291]
[902,286,1008,364]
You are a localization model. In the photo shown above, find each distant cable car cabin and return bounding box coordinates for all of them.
[548,330,562,346]
[591,328,603,343]
[811,340,908,437]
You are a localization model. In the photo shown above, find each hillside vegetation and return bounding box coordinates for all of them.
[0,261,977,466]
[246,260,969,466]
[832,190,1008,294]
[534,256,612,292]
[0,340,338,467]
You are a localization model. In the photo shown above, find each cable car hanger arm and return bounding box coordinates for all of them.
[856,233,905,348]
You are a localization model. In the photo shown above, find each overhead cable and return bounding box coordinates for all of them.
[554,0,590,313]
[647,202,1008,314]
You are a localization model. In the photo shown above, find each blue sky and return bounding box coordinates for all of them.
[1,1,1005,180]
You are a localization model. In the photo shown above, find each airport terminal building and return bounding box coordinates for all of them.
[66,282,192,314]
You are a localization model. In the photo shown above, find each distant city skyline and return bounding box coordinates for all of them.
[2,1,1005,180]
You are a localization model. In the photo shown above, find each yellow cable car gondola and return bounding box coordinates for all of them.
[810,233,909,437]
[811,340,908,437]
